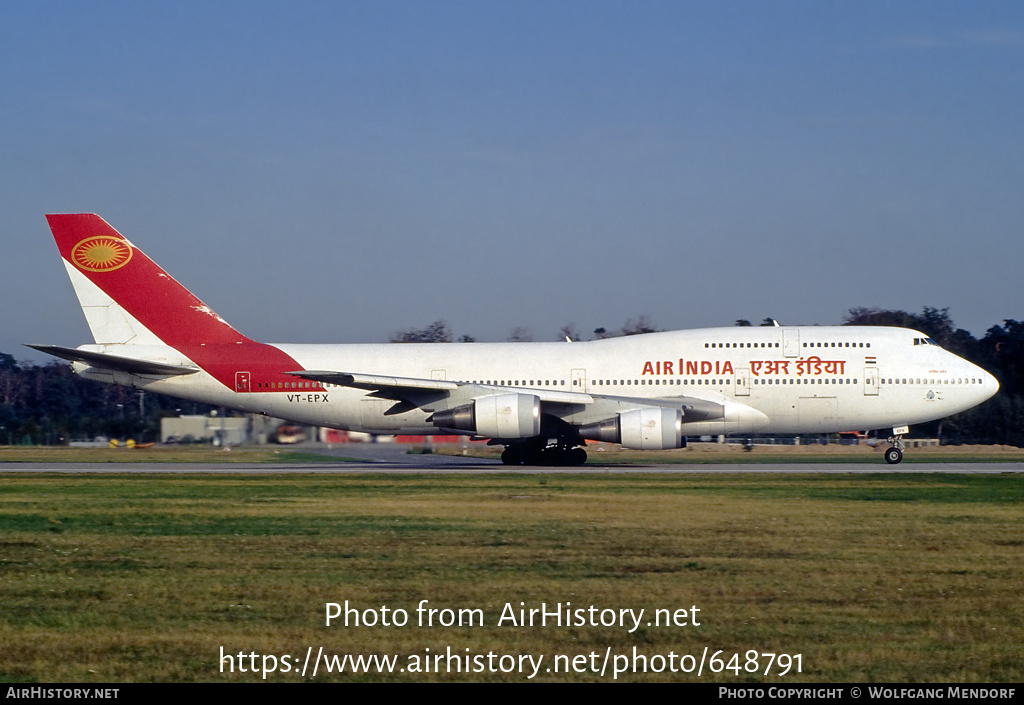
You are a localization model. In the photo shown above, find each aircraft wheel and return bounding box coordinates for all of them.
[570,448,587,466]
[520,448,544,465]
[537,450,558,466]
[501,447,523,465]
[884,447,903,465]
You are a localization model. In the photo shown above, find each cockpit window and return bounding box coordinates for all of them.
[913,337,941,347]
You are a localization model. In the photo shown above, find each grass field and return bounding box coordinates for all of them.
[1,470,1022,682]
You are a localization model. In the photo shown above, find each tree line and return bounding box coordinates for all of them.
[0,351,212,445]
[840,308,1023,446]
[1,307,1020,446]
[389,315,661,343]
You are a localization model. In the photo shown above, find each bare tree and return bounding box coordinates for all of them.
[507,326,533,342]
[559,323,581,342]
[620,315,658,336]
[389,320,453,343]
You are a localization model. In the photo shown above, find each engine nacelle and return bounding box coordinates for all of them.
[579,407,684,450]
[431,393,541,439]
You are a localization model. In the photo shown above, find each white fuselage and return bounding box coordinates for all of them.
[78,325,999,438]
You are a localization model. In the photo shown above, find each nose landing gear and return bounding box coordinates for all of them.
[885,426,908,464]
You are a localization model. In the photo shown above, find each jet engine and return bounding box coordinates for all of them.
[579,407,684,450]
[431,393,541,439]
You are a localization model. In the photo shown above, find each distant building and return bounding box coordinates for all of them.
[161,414,266,445]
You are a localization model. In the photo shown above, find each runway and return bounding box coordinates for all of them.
[3,442,1023,474]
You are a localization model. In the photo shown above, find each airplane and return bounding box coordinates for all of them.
[31,214,999,466]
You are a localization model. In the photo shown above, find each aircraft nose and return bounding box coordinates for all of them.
[985,370,1000,397]
[976,366,1000,402]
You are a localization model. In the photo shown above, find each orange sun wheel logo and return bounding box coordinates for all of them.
[71,236,133,272]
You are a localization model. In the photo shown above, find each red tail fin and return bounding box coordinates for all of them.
[46,213,251,347]
[46,214,308,392]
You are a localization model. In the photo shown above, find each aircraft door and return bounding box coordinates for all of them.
[235,371,251,393]
[734,367,750,396]
[571,368,587,393]
[783,329,800,358]
[864,368,879,396]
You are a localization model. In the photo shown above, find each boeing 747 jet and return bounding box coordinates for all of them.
[31,214,999,465]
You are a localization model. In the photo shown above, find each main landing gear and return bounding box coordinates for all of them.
[885,428,907,464]
[500,441,587,466]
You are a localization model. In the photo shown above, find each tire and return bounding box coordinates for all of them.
[884,447,903,465]
[501,446,522,465]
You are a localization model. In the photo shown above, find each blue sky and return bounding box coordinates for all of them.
[3,1,1022,360]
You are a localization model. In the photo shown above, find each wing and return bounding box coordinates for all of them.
[286,370,593,404]
[285,369,726,426]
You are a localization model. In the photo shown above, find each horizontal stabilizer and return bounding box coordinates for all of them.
[27,345,200,376]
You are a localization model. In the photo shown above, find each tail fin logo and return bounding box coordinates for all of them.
[71,236,133,272]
